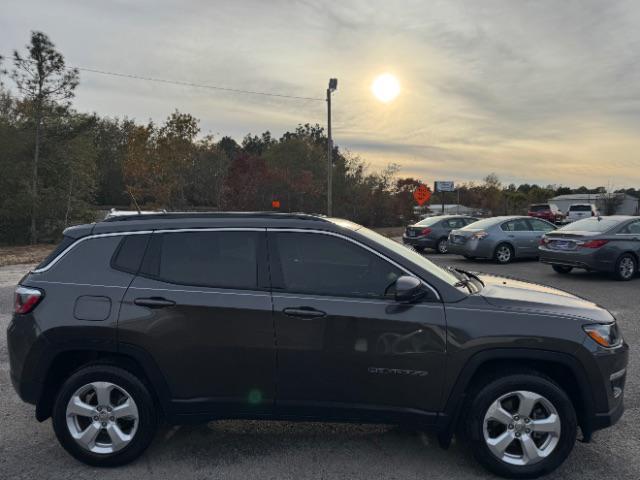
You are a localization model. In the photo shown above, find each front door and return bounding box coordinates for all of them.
[118,229,276,416]
[268,230,447,424]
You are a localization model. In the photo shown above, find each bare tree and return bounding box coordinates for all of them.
[11,31,79,243]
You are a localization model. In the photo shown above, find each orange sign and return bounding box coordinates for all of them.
[271,200,281,209]
[413,184,432,206]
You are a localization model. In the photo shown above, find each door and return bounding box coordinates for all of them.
[268,230,447,424]
[117,229,276,416]
[501,218,535,256]
[527,218,556,254]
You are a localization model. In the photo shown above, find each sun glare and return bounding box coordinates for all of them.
[371,73,400,103]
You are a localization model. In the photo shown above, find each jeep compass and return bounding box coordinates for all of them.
[8,212,628,478]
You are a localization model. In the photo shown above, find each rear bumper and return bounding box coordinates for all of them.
[539,246,615,272]
[7,314,47,405]
[402,235,436,249]
[447,239,494,258]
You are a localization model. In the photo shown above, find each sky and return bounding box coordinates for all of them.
[2,0,640,188]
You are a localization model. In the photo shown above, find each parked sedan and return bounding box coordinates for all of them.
[448,216,557,263]
[402,215,478,253]
[539,216,640,280]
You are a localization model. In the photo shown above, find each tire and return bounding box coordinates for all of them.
[436,238,449,254]
[613,253,636,281]
[463,372,577,479]
[52,365,158,467]
[552,265,573,274]
[494,243,514,264]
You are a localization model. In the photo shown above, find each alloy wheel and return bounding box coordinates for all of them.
[496,245,512,263]
[619,256,635,280]
[437,239,448,254]
[65,382,139,454]
[483,390,561,466]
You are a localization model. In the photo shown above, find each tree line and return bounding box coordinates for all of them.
[1,32,637,245]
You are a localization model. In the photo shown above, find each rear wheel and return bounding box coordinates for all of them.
[52,365,157,467]
[463,373,577,478]
[552,265,573,274]
[494,243,514,264]
[614,254,636,281]
[436,238,449,254]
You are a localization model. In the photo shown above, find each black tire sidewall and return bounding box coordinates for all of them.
[466,375,577,479]
[52,365,157,467]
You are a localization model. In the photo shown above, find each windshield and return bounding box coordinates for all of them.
[529,205,550,212]
[355,226,462,287]
[416,217,442,226]
[559,217,619,232]
[460,217,499,230]
[569,205,592,212]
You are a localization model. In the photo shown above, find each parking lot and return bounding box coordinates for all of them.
[0,254,638,480]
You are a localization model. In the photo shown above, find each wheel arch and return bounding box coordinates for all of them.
[436,349,596,447]
[35,344,171,422]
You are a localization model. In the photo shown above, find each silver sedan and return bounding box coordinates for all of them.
[447,216,557,263]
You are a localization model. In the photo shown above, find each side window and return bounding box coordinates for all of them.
[111,234,150,273]
[528,219,555,232]
[141,231,260,289]
[272,232,403,299]
[621,221,640,234]
[501,219,531,232]
[446,218,465,229]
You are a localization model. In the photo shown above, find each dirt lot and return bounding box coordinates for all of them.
[0,244,54,267]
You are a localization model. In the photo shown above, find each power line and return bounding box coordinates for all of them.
[73,66,325,102]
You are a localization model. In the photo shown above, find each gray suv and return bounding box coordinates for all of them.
[403,215,478,253]
[8,212,627,478]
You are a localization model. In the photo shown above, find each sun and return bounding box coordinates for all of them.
[371,73,400,103]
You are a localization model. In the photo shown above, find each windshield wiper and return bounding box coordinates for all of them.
[454,268,485,287]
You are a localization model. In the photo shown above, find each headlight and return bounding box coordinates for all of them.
[583,323,622,348]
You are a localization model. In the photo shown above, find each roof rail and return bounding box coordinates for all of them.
[101,210,329,222]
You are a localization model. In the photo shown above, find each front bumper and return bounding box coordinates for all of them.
[539,246,615,272]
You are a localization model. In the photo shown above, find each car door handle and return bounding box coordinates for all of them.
[282,307,326,319]
[134,297,176,308]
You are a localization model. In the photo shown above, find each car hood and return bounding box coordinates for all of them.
[478,274,613,323]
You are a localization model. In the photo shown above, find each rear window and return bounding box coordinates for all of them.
[529,205,550,212]
[559,218,619,232]
[140,231,260,290]
[35,235,76,270]
[569,205,592,212]
[461,217,499,230]
[111,234,150,273]
[416,217,442,227]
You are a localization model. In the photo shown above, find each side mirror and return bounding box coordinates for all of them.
[386,275,428,303]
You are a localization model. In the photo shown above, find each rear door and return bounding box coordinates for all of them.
[117,229,276,416]
[268,229,447,423]
[501,218,535,255]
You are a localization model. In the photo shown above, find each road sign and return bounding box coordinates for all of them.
[435,181,455,192]
[413,184,432,206]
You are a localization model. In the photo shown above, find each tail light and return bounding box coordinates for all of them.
[472,231,488,240]
[581,239,609,249]
[539,236,549,246]
[421,228,432,236]
[14,286,44,314]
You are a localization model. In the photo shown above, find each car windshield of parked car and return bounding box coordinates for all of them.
[559,217,619,232]
[415,217,442,226]
[459,217,498,230]
[355,226,462,287]
[569,205,592,211]
[530,205,549,212]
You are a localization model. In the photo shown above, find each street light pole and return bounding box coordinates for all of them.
[327,78,337,216]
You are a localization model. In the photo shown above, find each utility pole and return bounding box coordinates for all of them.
[327,78,337,216]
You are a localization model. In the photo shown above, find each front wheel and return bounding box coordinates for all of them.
[463,373,577,478]
[552,265,573,274]
[52,365,158,467]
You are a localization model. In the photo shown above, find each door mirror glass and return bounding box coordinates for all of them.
[386,275,427,303]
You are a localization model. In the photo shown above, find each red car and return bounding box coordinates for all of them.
[528,203,564,223]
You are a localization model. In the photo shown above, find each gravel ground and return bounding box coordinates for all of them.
[0,255,637,480]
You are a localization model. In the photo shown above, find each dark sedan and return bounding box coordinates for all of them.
[539,215,640,280]
[402,215,478,253]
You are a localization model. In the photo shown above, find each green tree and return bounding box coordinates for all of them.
[11,31,79,243]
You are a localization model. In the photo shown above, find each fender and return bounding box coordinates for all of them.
[435,348,596,447]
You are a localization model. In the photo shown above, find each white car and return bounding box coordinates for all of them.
[567,203,598,222]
